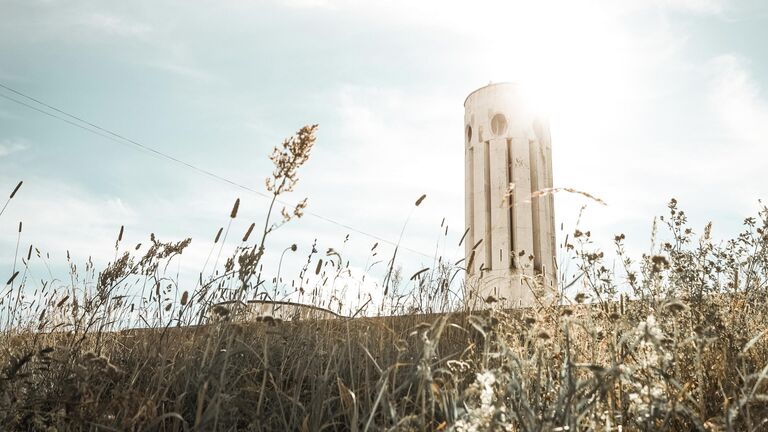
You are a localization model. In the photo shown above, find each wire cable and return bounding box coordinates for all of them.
[0,83,437,259]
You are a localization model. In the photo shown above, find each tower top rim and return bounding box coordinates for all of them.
[464,82,520,107]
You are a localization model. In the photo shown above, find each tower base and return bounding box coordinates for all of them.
[465,269,556,309]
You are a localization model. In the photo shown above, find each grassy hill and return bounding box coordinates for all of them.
[2,127,767,430]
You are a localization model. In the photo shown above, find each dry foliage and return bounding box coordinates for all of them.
[1,127,768,431]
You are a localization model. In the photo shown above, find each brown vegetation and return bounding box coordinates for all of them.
[1,126,767,430]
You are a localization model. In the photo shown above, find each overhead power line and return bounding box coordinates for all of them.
[0,82,437,260]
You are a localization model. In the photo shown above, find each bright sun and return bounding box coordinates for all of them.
[462,1,637,127]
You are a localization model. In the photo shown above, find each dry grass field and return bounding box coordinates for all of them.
[1,126,767,431]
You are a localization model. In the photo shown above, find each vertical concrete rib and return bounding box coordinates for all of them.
[506,139,515,269]
[535,119,556,282]
[509,137,534,277]
[483,141,492,270]
[529,137,542,272]
[466,146,475,275]
[472,138,487,273]
[489,137,510,270]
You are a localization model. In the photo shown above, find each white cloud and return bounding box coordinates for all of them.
[708,54,768,146]
[269,0,726,30]
[0,138,29,157]
[81,13,152,38]
[280,0,338,9]
[0,177,137,268]
[319,85,463,239]
[0,0,760,312]
[654,0,726,14]
[78,12,214,82]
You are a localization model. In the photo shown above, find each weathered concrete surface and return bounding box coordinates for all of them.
[464,83,557,308]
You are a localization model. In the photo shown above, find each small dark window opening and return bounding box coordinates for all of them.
[491,113,508,136]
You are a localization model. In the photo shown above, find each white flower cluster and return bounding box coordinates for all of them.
[451,371,514,432]
[477,371,495,408]
[621,315,673,421]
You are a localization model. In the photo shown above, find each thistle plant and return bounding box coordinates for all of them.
[3,144,768,430]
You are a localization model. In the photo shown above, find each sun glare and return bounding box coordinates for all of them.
[465,1,635,128]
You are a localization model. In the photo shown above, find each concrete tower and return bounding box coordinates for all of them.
[464,83,556,307]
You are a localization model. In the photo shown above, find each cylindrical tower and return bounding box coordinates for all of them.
[464,83,556,307]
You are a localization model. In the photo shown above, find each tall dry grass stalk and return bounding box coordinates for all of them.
[1,132,768,430]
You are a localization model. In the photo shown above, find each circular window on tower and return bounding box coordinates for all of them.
[466,124,472,143]
[491,113,508,136]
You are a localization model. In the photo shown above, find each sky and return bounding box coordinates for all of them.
[1,0,767,312]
